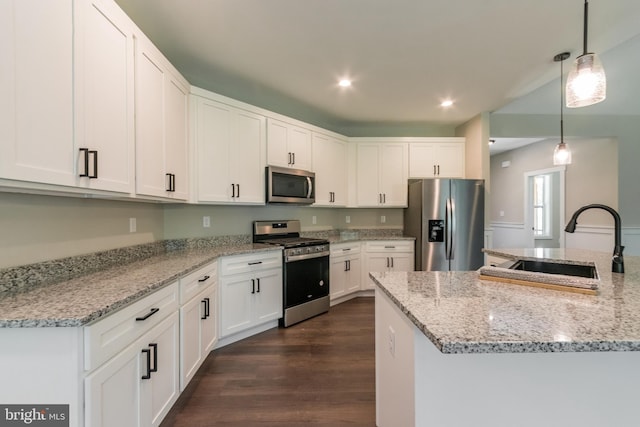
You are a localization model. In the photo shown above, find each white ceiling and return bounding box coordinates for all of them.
[115,0,640,131]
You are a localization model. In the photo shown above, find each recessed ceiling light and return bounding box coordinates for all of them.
[338,79,352,88]
[440,99,454,107]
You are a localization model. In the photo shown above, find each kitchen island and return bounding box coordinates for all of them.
[372,248,640,427]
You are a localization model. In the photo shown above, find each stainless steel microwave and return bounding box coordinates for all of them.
[266,166,315,204]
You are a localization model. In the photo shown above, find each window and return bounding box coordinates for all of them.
[532,174,551,237]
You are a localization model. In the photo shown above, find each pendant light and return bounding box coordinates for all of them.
[554,52,572,165]
[566,0,606,108]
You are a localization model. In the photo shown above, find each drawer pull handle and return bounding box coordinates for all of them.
[342,248,351,252]
[384,246,396,249]
[136,307,159,321]
[202,298,210,319]
[141,348,152,380]
[149,343,158,373]
[248,261,263,265]
[251,279,256,294]
[198,275,210,283]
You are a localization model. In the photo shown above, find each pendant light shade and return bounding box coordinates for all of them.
[566,0,606,108]
[554,52,572,165]
[553,141,572,165]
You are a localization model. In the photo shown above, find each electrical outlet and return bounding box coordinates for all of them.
[388,326,396,357]
[381,215,386,223]
[203,216,211,228]
[346,215,351,224]
[129,217,137,233]
[312,215,317,225]
[500,210,505,217]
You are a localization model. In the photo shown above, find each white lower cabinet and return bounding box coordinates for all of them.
[330,242,362,302]
[179,262,218,390]
[363,241,415,290]
[219,251,283,341]
[85,283,180,427]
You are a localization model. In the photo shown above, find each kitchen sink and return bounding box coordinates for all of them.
[508,260,598,279]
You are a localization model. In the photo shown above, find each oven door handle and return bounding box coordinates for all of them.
[285,251,329,263]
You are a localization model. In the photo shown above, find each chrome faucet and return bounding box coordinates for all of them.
[565,204,624,274]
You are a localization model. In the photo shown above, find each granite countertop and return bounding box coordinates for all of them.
[0,243,279,328]
[0,229,410,329]
[371,248,640,354]
[326,235,415,244]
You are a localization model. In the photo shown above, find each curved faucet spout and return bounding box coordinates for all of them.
[565,204,624,274]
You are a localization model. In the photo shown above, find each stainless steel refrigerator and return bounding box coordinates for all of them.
[405,179,485,271]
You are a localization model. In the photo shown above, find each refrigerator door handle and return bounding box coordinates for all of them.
[446,198,454,260]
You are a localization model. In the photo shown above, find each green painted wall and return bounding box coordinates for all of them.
[490,114,640,226]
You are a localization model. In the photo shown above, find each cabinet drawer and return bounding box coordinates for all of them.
[84,281,179,371]
[180,261,217,304]
[219,250,282,277]
[365,240,414,253]
[330,242,361,257]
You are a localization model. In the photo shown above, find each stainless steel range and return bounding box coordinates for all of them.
[253,220,330,327]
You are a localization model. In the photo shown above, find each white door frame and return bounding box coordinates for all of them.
[523,166,567,248]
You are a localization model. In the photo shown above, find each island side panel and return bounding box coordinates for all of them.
[375,288,415,427]
[414,329,640,427]
[0,327,84,427]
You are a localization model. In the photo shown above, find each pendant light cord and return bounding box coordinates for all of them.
[560,58,564,143]
[583,0,589,55]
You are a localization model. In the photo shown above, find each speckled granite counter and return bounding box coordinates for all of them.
[0,243,279,328]
[0,229,414,329]
[302,228,415,243]
[371,248,640,354]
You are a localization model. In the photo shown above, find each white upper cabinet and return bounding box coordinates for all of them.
[311,132,347,206]
[409,138,465,178]
[267,118,312,170]
[0,0,76,187]
[134,34,189,200]
[192,92,266,204]
[74,0,136,194]
[355,141,408,207]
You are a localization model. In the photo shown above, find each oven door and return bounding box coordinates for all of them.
[284,252,329,308]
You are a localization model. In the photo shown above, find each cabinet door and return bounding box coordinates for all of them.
[363,254,391,290]
[356,143,382,206]
[142,312,180,427]
[434,143,465,178]
[230,109,266,204]
[379,143,408,206]
[219,275,254,337]
[345,257,362,294]
[390,254,414,273]
[330,257,348,300]
[287,125,312,170]
[134,38,166,198]
[312,133,347,206]
[85,338,142,427]
[266,119,290,168]
[266,118,311,170]
[194,98,232,202]
[253,268,284,325]
[409,143,436,178]
[179,295,204,390]
[164,77,189,199]
[0,0,75,187]
[135,36,189,201]
[75,0,135,193]
[200,285,218,355]
[409,141,465,178]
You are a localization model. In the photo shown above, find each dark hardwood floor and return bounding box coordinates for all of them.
[161,297,376,427]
